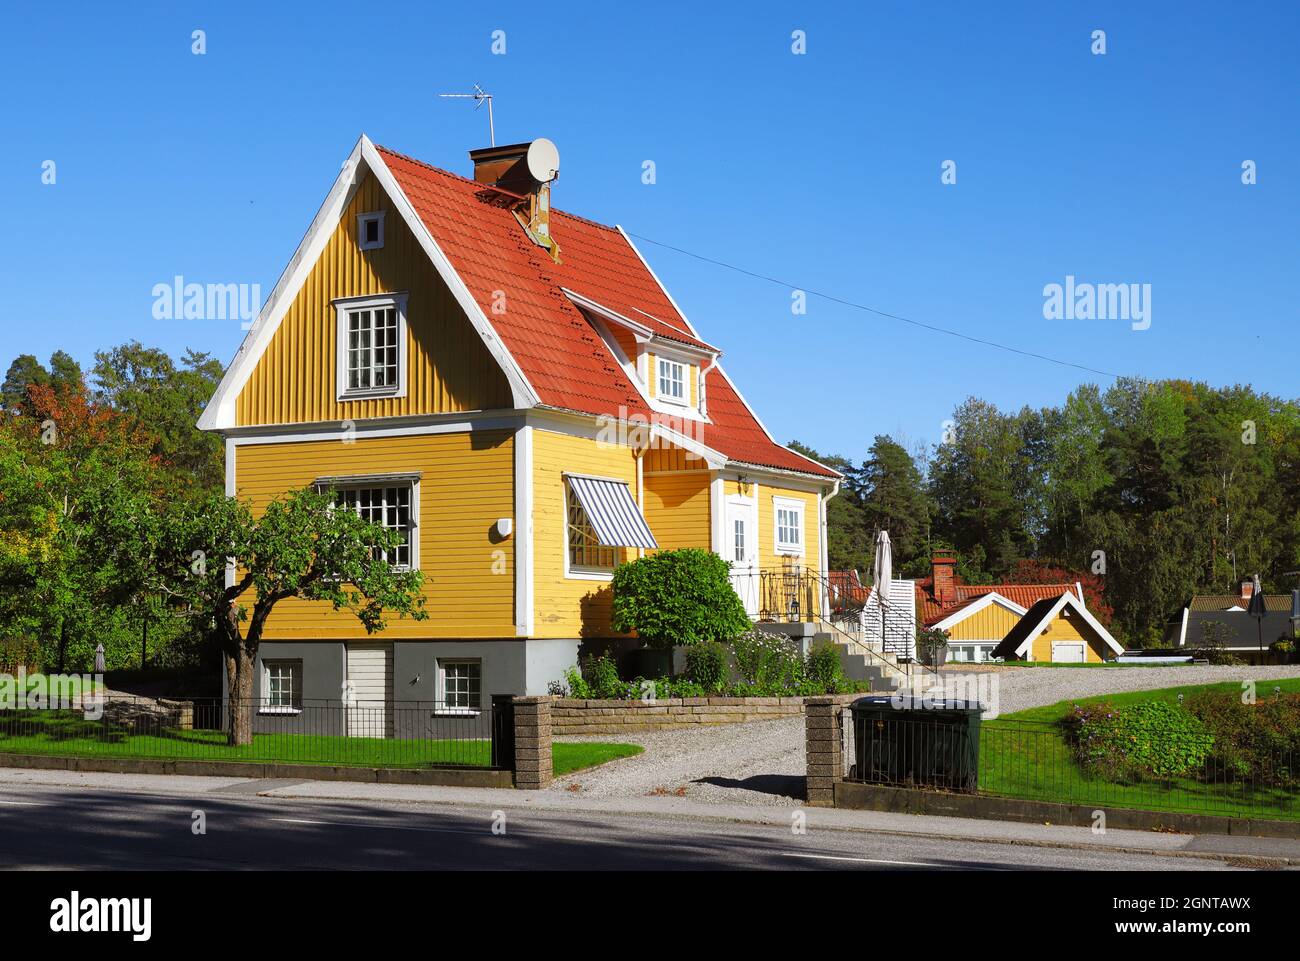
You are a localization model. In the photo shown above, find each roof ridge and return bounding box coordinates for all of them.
[376,143,619,233]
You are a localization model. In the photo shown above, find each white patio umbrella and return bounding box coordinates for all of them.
[93,642,106,674]
[872,531,892,651]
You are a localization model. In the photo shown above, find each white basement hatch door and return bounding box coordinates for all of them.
[566,475,658,549]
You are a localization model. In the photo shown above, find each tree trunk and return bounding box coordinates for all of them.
[229,647,255,746]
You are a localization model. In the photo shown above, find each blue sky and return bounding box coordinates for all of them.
[4,1,1297,461]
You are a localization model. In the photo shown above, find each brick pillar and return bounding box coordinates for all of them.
[512,695,553,790]
[805,696,843,807]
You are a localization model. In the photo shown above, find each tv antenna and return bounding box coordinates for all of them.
[438,84,495,146]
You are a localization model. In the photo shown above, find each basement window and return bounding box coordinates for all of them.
[438,659,482,714]
[358,211,385,250]
[261,660,302,713]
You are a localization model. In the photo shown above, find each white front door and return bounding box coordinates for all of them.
[1051,642,1086,664]
[346,642,393,737]
[725,497,758,617]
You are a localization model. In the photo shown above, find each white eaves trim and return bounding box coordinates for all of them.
[931,592,1028,632]
[1007,592,1126,659]
[198,134,539,432]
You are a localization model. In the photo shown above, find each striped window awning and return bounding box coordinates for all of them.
[566,475,658,549]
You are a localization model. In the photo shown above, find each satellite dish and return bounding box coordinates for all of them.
[526,138,560,182]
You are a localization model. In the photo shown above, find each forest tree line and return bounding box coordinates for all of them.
[794,378,1300,646]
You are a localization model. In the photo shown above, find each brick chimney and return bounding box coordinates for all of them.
[1240,578,1254,602]
[469,139,561,261]
[931,549,957,605]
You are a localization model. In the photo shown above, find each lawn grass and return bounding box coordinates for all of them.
[0,710,642,776]
[553,742,643,776]
[976,678,1300,821]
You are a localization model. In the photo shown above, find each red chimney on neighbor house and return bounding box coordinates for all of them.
[932,549,957,605]
[1240,578,1255,602]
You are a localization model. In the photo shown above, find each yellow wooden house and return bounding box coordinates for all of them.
[990,592,1125,663]
[198,135,839,716]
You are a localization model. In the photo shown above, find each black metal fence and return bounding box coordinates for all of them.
[0,695,509,771]
[842,714,1300,822]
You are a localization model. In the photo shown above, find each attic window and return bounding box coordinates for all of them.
[334,293,408,400]
[358,211,385,250]
[657,358,685,404]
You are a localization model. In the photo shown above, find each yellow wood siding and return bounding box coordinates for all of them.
[945,602,1024,642]
[643,470,711,551]
[758,485,821,576]
[234,431,516,639]
[532,429,638,638]
[644,446,709,473]
[235,172,512,426]
[1028,612,1108,662]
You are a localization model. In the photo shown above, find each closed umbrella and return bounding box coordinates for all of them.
[93,642,106,674]
[1247,574,1267,661]
[872,531,892,653]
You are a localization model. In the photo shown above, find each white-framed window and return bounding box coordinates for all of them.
[733,518,746,563]
[566,482,617,575]
[357,211,385,250]
[657,357,685,403]
[773,496,804,555]
[438,659,482,714]
[332,483,416,570]
[335,293,408,400]
[262,660,302,713]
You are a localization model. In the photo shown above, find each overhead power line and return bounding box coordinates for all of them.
[626,231,1123,380]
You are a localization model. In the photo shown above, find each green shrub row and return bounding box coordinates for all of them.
[551,631,872,701]
[1065,691,1300,786]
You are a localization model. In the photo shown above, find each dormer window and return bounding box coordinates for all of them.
[334,293,408,400]
[358,211,385,250]
[657,358,685,404]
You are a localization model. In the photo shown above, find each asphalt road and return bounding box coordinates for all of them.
[0,782,1243,871]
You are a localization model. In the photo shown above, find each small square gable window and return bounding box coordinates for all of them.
[358,211,385,250]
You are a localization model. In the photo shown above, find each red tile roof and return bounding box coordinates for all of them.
[377,146,837,479]
[915,578,1080,626]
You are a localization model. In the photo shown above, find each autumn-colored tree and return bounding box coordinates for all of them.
[0,384,163,669]
[1008,558,1113,626]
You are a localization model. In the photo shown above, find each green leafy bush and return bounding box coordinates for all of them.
[1185,690,1300,785]
[1066,700,1214,781]
[805,643,845,692]
[610,549,750,649]
[730,629,804,692]
[684,641,728,693]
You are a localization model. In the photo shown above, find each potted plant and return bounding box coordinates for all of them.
[916,626,951,668]
[1270,638,1296,665]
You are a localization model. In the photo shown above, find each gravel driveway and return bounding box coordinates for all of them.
[552,665,1300,805]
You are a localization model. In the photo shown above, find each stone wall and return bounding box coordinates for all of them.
[552,694,859,736]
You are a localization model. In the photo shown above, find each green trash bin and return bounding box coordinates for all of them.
[850,695,982,792]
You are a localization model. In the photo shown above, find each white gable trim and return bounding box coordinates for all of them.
[1008,593,1125,659]
[198,135,539,432]
[931,592,1028,632]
